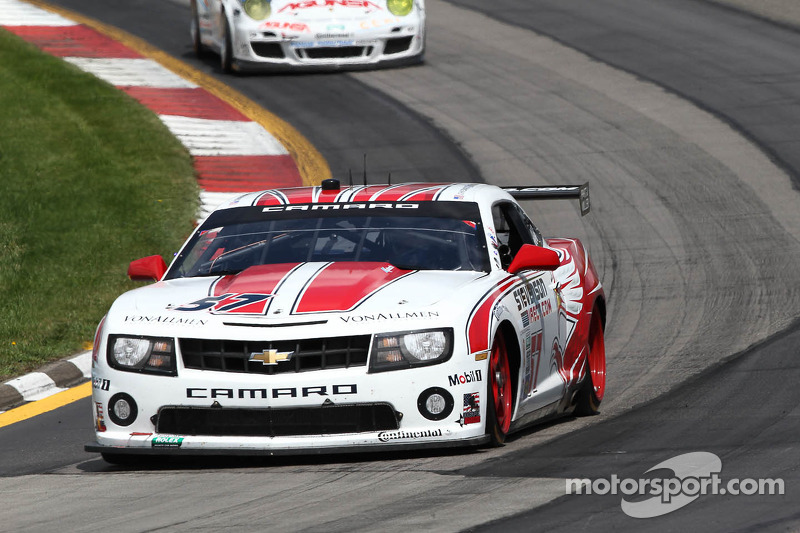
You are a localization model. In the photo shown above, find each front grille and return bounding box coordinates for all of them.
[251,42,285,58]
[156,403,400,436]
[384,36,412,55]
[304,46,369,59]
[179,336,371,375]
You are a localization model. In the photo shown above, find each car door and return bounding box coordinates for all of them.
[491,202,561,416]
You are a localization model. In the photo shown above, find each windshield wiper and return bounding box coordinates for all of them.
[194,269,243,277]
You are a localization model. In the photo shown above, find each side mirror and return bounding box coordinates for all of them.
[507,244,560,274]
[128,255,167,281]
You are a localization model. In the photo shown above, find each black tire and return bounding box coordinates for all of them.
[220,13,234,74]
[190,1,205,58]
[486,333,513,446]
[574,310,606,416]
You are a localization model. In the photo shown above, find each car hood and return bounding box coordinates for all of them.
[110,262,486,333]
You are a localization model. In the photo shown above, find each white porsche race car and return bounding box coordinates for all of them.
[86,181,606,462]
[190,0,426,72]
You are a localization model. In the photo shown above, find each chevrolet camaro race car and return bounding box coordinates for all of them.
[85,181,606,462]
[190,0,426,72]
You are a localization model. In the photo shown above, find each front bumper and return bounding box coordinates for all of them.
[230,17,424,70]
[88,352,488,455]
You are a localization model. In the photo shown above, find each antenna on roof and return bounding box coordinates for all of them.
[363,153,367,187]
[348,169,353,189]
[387,172,391,186]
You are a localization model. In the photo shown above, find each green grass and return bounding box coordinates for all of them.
[0,29,199,380]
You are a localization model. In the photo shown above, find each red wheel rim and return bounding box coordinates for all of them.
[490,334,512,433]
[588,312,606,401]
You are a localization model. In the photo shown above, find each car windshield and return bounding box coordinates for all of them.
[165,202,490,279]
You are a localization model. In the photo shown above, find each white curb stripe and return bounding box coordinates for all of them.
[0,0,76,26]
[63,57,198,88]
[69,351,93,379]
[198,191,245,222]
[159,115,290,156]
[5,373,66,402]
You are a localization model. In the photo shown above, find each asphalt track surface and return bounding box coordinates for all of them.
[2,0,800,531]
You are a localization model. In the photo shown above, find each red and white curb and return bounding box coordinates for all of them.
[0,353,91,413]
[0,0,304,221]
[0,0,312,410]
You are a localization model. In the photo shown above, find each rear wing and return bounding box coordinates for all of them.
[502,183,590,216]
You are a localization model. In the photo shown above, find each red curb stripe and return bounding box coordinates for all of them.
[194,155,302,192]
[6,25,143,58]
[120,87,252,121]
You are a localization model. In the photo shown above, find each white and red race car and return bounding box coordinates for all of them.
[191,0,426,72]
[85,181,606,461]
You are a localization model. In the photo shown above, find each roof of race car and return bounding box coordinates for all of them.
[214,183,512,212]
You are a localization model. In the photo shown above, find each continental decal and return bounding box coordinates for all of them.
[378,429,443,442]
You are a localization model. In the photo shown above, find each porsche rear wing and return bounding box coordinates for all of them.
[502,183,590,216]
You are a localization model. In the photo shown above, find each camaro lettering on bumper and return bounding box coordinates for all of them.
[186,384,358,399]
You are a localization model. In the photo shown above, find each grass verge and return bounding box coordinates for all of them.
[0,29,198,380]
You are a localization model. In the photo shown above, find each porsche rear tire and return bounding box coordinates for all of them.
[190,1,206,58]
[574,310,606,416]
[486,333,513,446]
[220,13,234,73]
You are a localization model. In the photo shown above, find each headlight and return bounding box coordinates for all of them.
[108,335,176,375]
[243,0,271,20]
[370,328,453,372]
[387,0,414,16]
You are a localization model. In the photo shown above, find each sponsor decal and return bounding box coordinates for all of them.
[261,21,310,32]
[293,40,356,48]
[123,315,208,326]
[457,392,480,426]
[92,377,110,391]
[280,0,382,12]
[522,330,543,396]
[169,293,272,315]
[315,33,353,39]
[151,436,184,448]
[186,384,357,399]
[95,402,106,432]
[249,349,294,365]
[262,203,419,212]
[447,370,482,387]
[339,311,439,323]
[378,428,443,442]
[512,278,549,311]
[492,303,507,321]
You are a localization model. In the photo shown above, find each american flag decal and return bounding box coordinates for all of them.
[462,392,481,425]
[521,310,530,328]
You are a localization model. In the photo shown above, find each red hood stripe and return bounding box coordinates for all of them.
[293,262,411,314]
[212,263,302,296]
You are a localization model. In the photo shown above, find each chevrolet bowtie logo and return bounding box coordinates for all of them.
[249,349,294,365]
